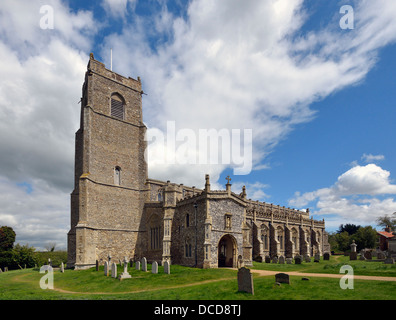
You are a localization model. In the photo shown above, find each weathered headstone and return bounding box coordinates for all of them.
[377,251,386,260]
[278,256,285,264]
[237,267,254,295]
[314,253,320,262]
[60,262,64,273]
[142,257,147,272]
[119,257,132,280]
[111,262,117,278]
[294,255,302,264]
[135,261,141,270]
[152,261,158,274]
[364,250,372,260]
[359,250,367,260]
[164,261,170,274]
[384,252,395,264]
[265,256,271,263]
[275,273,290,284]
[286,258,293,264]
[304,255,311,262]
[104,261,109,276]
[323,252,330,260]
[271,256,278,264]
[237,255,244,268]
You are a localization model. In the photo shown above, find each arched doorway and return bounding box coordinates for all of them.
[218,234,237,267]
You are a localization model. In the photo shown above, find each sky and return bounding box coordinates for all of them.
[0,0,396,250]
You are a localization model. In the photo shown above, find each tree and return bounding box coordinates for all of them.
[376,212,396,230]
[337,224,361,235]
[351,226,378,251]
[0,226,16,251]
[334,231,351,252]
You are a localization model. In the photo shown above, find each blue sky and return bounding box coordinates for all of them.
[0,0,396,249]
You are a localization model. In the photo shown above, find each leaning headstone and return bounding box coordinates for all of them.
[275,273,290,284]
[152,261,158,274]
[135,261,141,270]
[271,256,278,264]
[60,262,64,273]
[111,262,117,278]
[141,257,147,272]
[278,256,285,264]
[237,267,254,295]
[119,257,132,280]
[294,255,302,264]
[104,261,109,276]
[265,256,271,263]
[359,250,367,260]
[164,261,170,274]
[323,252,330,260]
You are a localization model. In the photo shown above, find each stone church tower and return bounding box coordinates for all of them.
[67,54,148,269]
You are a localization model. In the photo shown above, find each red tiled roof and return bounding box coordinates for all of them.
[377,230,394,238]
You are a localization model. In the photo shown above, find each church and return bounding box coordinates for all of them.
[67,54,330,269]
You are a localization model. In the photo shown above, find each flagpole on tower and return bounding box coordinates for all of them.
[110,48,113,71]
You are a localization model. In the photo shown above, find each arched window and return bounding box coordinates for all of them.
[110,93,125,120]
[158,192,162,201]
[114,166,121,185]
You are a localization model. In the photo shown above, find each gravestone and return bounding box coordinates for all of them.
[119,257,132,280]
[237,267,254,295]
[314,253,320,262]
[152,261,158,274]
[275,273,290,284]
[135,261,141,270]
[294,255,302,264]
[364,250,372,260]
[384,252,395,264]
[104,261,109,276]
[286,258,293,264]
[142,257,147,272]
[323,252,330,260]
[271,256,278,264]
[278,256,285,264]
[359,250,367,260]
[0,268,2,273]
[237,255,244,268]
[111,262,117,278]
[265,256,271,263]
[304,255,311,262]
[377,251,386,260]
[164,261,170,274]
[60,262,64,273]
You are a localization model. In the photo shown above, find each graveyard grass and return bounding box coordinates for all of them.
[1,256,395,300]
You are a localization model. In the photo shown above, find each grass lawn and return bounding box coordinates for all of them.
[0,257,395,300]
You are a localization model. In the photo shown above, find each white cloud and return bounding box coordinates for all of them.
[289,164,396,224]
[361,153,385,163]
[101,0,136,19]
[0,0,97,249]
[103,0,396,188]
